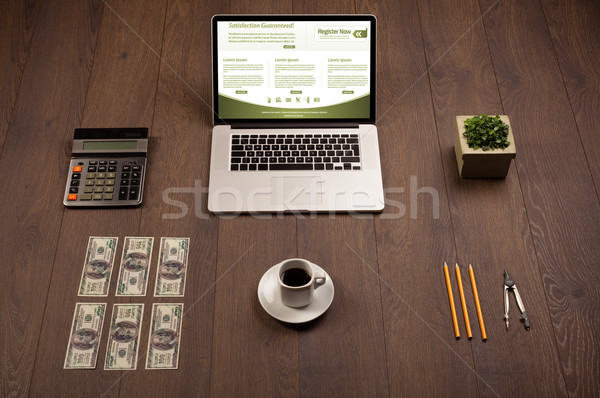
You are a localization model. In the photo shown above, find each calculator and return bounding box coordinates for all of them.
[63,128,148,207]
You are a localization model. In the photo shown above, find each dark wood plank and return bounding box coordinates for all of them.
[418,0,569,396]
[28,0,166,396]
[0,1,102,397]
[541,0,600,196]
[81,0,167,127]
[117,0,223,396]
[211,218,299,397]
[296,216,389,397]
[480,0,600,396]
[358,0,480,396]
[0,0,41,152]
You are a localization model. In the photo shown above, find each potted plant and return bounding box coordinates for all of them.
[454,114,516,178]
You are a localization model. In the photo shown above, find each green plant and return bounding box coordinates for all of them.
[463,114,510,151]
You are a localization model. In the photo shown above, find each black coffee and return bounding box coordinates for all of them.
[281,268,311,287]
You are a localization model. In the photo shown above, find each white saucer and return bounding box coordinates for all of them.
[258,261,334,324]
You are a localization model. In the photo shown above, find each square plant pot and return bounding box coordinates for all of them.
[454,115,516,178]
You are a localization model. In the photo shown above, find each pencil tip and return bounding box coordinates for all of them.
[469,264,473,269]
[443,262,448,267]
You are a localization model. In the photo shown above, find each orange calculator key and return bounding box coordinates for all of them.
[73,166,82,172]
[67,193,77,201]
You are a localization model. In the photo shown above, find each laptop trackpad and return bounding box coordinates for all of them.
[271,177,323,208]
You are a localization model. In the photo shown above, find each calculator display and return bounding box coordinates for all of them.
[82,140,137,151]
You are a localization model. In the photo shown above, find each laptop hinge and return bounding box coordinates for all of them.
[230,122,360,129]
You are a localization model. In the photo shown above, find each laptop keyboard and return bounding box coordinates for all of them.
[230,133,361,171]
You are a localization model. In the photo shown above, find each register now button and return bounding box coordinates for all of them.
[235,90,247,94]
[342,90,354,94]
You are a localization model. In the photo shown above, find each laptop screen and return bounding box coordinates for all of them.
[212,15,376,125]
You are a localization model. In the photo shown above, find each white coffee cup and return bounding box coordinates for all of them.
[278,258,326,308]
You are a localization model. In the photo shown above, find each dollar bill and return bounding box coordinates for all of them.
[64,303,106,369]
[104,303,144,370]
[146,303,183,369]
[154,237,189,297]
[116,237,154,296]
[78,237,118,296]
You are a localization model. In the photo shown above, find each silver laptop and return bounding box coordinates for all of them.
[208,15,384,213]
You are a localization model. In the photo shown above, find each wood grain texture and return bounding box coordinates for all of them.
[419,0,569,396]
[357,0,479,396]
[27,0,167,396]
[82,0,167,128]
[210,218,299,397]
[297,215,389,397]
[480,0,600,396]
[0,1,102,397]
[0,0,41,152]
[541,0,600,197]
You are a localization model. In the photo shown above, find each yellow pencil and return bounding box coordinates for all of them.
[443,262,460,338]
[469,264,487,341]
[455,264,472,339]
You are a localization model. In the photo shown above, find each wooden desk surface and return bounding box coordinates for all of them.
[1,0,599,397]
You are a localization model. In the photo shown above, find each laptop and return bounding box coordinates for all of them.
[208,15,384,213]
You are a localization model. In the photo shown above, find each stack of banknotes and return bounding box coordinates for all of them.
[64,236,189,370]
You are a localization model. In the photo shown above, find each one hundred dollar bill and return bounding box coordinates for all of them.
[78,237,118,296]
[104,303,144,370]
[154,237,189,297]
[146,303,183,369]
[64,303,106,369]
[116,237,154,296]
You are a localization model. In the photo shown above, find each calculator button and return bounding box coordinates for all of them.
[109,160,118,165]
[99,160,107,165]
[67,193,77,201]
[131,179,140,186]
[104,193,113,200]
[105,186,114,193]
[89,161,97,165]
[79,194,92,200]
[69,187,79,194]
[88,166,97,172]
[94,187,104,193]
[96,172,105,179]
[132,165,142,172]
[119,187,128,200]
[86,173,95,179]
[85,180,94,186]
[71,173,81,179]
[128,187,139,200]
[98,166,107,172]
[105,180,115,186]
[70,180,80,187]
[93,193,103,200]
[108,166,117,172]
[72,166,82,172]
[122,165,131,172]
[132,171,141,179]
[121,172,130,179]
[120,179,129,186]
[106,172,116,179]
[84,187,93,193]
